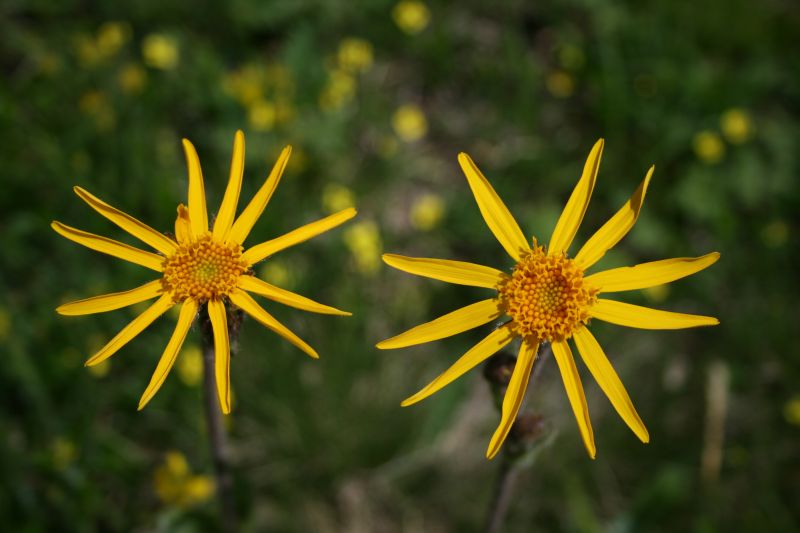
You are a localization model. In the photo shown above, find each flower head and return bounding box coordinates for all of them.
[378,140,719,459]
[54,131,356,413]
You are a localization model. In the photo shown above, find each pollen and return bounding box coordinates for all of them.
[162,234,247,302]
[498,242,598,343]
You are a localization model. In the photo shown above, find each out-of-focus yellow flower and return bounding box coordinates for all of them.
[88,359,111,378]
[118,63,147,94]
[0,306,9,341]
[344,220,382,275]
[393,0,431,34]
[51,437,77,470]
[74,33,101,67]
[692,131,725,164]
[761,220,788,248]
[154,451,215,508]
[410,193,445,231]
[338,38,374,74]
[248,100,276,131]
[274,100,295,125]
[784,396,800,425]
[319,69,357,111]
[642,284,670,303]
[720,108,753,144]
[546,70,575,98]
[142,34,179,70]
[97,21,130,56]
[79,91,116,131]
[258,259,293,289]
[177,344,204,386]
[392,104,427,142]
[322,184,356,214]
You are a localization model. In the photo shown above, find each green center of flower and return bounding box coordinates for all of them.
[161,234,247,302]
[498,242,597,342]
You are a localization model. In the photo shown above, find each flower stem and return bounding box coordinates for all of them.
[200,306,238,532]
[483,342,552,533]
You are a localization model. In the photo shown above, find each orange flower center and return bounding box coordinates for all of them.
[498,243,597,342]
[162,234,247,302]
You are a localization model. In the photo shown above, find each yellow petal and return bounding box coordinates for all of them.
[382,254,505,289]
[208,299,231,414]
[573,327,649,442]
[85,294,173,367]
[551,340,596,458]
[590,299,719,329]
[182,139,209,236]
[51,221,165,271]
[238,275,351,316]
[229,146,292,245]
[138,299,198,410]
[377,299,501,350]
[229,289,319,359]
[548,139,604,256]
[174,204,191,244]
[242,207,356,265]
[213,130,245,241]
[57,280,162,316]
[72,188,178,255]
[401,325,515,407]
[575,166,653,269]
[486,340,538,459]
[457,153,530,261]
[585,252,720,293]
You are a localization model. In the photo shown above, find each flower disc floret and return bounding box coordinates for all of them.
[498,243,597,342]
[162,234,247,302]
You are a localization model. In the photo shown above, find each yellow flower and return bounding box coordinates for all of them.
[142,34,179,70]
[392,0,431,34]
[53,131,356,413]
[319,69,357,111]
[392,104,428,142]
[546,70,575,98]
[322,183,356,214]
[379,140,719,459]
[96,21,130,56]
[784,396,800,426]
[344,220,382,275]
[693,130,725,164]
[153,451,214,507]
[176,344,203,386]
[248,100,276,131]
[51,437,77,470]
[410,193,445,231]
[118,63,147,94]
[337,38,374,74]
[720,108,753,144]
[258,259,293,289]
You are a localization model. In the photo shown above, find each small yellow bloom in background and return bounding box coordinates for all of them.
[344,220,383,275]
[0,306,10,341]
[142,33,179,70]
[154,451,215,508]
[392,104,428,142]
[410,193,445,231]
[96,21,130,56]
[118,63,147,94]
[248,100,276,131]
[258,259,293,289]
[379,140,719,459]
[784,396,800,425]
[51,437,77,470]
[337,38,374,74]
[761,219,788,248]
[274,99,295,125]
[720,108,753,144]
[88,359,111,378]
[642,284,670,303]
[693,130,725,164]
[319,69,357,111]
[177,344,204,386]
[546,70,575,98]
[79,90,116,131]
[393,0,431,34]
[322,183,356,214]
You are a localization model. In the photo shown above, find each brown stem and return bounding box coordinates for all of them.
[483,342,551,533]
[200,305,238,532]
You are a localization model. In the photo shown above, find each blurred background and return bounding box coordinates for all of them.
[1,0,798,531]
